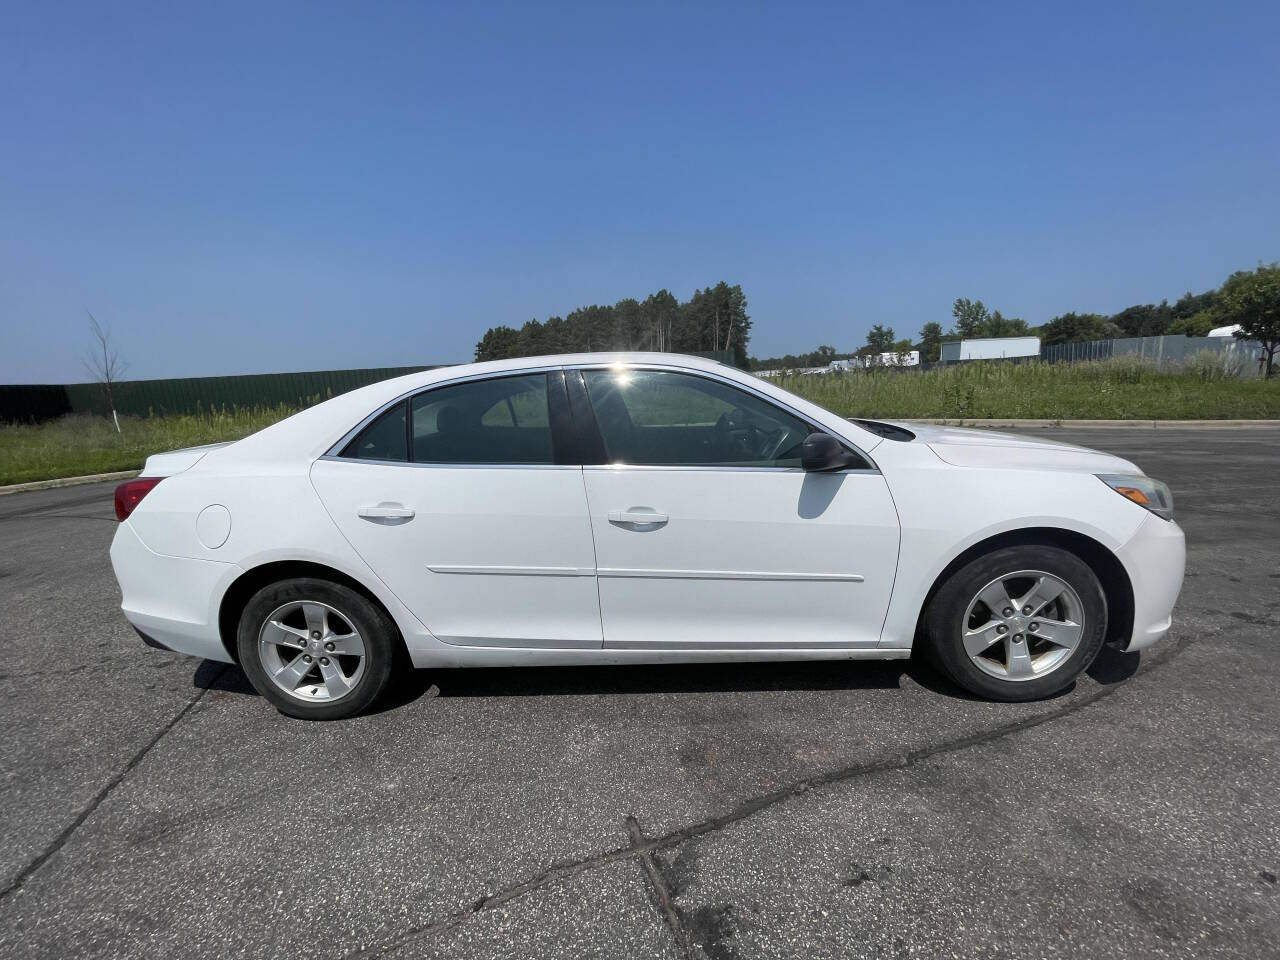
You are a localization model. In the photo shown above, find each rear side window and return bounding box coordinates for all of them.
[582,369,813,467]
[340,376,555,464]
[411,374,553,464]
[339,400,408,462]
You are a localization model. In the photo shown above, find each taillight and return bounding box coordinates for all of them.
[114,477,164,521]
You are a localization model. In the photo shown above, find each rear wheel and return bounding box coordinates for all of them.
[236,577,398,719]
[922,545,1107,701]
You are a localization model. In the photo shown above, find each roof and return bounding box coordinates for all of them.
[209,352,880,466]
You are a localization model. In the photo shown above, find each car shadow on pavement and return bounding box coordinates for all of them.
[191,660,444,715]
[1086,646,1142,684]
[427,658,911,699]
[191,645,1143,712]
[193,659,257,695]
[192,656,912,703]
[909,643,1142,702]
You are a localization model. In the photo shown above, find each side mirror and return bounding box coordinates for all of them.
[801,432,858,472]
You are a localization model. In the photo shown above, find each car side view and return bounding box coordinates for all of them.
[109,353,1185,719]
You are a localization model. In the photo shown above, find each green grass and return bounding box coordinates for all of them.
[0,406,298,486]
[776,357,1280,421]
[2,358,1277,485]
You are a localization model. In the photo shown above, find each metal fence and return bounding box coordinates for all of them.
[1040,334,1264,375]
[0,365,440,424]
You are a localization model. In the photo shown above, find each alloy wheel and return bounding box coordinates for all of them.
[961,570,1085,681]
[257,600,367,702]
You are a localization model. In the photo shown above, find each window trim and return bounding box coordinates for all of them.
[567,363,878,472]
[324,368,570,469]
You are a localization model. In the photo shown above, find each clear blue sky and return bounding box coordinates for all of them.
[2,0,1277,382]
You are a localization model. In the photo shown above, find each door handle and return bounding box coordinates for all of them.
[357,502,415,523]
[608,508,668,526]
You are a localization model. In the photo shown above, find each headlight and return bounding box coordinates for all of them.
[1097,474,1174,521]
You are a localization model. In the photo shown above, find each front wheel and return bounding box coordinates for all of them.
[921,545,1108,701]
[236,577,398,719]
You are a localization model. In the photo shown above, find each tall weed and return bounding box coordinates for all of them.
[773,357,1278,421]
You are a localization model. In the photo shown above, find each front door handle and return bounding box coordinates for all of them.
[358,502,415,523]
[608,508,668,527]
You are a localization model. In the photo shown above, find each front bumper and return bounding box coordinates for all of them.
[109,521,239,663]
[1115,513,1186,652]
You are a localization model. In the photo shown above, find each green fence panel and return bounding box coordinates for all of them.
[4,351,744,424]
[3,365,442,423]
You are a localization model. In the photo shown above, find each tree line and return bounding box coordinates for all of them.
[751,262,1279,376]
[474,282,752,368]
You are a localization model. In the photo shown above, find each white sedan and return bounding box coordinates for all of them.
[109,353,1185,719]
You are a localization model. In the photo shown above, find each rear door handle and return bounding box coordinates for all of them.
[608,508,668,526]
[358,502,415,523]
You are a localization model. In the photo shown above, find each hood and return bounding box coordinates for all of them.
[138,441,235,478]
[880,422,1142,475]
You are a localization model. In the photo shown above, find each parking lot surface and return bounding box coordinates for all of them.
[1,426,1277,959]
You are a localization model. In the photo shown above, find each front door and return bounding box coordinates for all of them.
[575,367,900,650]
[310,371,602,648]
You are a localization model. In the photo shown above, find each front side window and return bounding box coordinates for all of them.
[411,374,552,464]
[583,369,812,467]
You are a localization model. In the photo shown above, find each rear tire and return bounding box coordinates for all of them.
[922,545,1107,701]
[236,577,398,720]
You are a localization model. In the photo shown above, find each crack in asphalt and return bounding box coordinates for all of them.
[628,816,693,959]
[341,631,1194,959]
[0,665,227,902]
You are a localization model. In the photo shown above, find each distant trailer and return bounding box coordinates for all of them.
[955,336,1041,361]
[841,352,919,370]
[872,349,919,367]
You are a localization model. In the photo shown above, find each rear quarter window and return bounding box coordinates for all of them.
[338,400,408,462]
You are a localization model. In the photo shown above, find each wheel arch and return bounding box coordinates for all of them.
[218,560,406,662]
[911,527,1134,650]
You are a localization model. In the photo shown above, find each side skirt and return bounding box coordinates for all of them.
[406,645,912,670]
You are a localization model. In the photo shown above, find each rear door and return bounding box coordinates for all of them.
[572,366,900,650]
[310,370,602,648]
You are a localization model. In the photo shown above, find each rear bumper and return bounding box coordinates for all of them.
[109,521,239,663]
[1116,514,1185,652]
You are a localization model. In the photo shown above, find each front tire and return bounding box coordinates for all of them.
[922,545,1107,701]
[236,577,398,720]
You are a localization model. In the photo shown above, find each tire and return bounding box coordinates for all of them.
[236,577,399,720]
[921,544,1107,701]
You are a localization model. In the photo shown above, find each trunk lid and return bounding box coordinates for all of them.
[138,441,234,478]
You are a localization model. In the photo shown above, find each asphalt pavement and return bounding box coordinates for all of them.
[0,427,1277,959]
